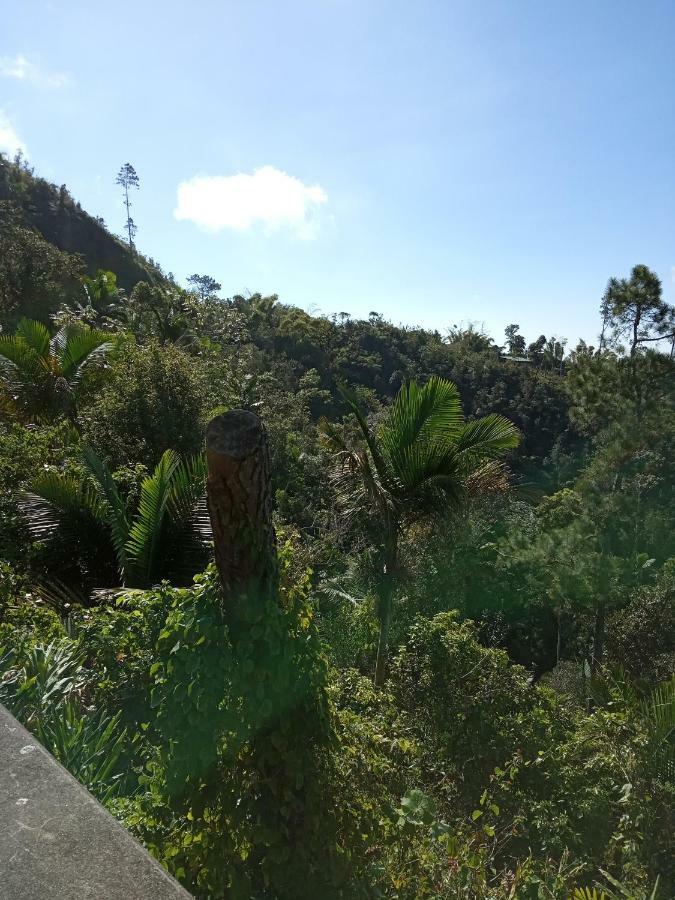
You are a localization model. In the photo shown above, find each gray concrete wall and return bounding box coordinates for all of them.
[0,704,193,900]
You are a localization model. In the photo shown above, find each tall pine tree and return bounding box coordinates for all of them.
[115,163,140,249]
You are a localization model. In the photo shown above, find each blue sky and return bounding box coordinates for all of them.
[2,0,675,346]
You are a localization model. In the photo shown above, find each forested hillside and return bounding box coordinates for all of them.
[0,152,673,899]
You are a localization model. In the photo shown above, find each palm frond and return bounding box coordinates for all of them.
[192,494,213,542]
[640,676,675,781]
[16,318,50,356]
[163,454,212,581]
[81,445,130,574]
[382,377,463,453]
[407,466,467,514]
[465,459,511,496]
[49,324,69,359]
[124,449,181,586]
[167,453,208,526]
[21,471,106,543]
[31,579,89,617]
[337,383,392,486]
[454,414,520,467]
[0,335,43,386]
[384,439,458,494]
[57,328,114,384]
[321,416,394,523]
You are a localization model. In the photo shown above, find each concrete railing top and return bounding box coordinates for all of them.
[0,703,193,900]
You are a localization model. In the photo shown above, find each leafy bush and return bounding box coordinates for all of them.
[390,612,567,800]
[0,637,129,805]
[80,340,206,468]
[607,567,675,684]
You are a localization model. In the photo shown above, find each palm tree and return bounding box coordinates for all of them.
[322,377,520,685]
[22,446,211,589]
[0,318,113,422]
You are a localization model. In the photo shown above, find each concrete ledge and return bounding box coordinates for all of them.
[0,704,192,899]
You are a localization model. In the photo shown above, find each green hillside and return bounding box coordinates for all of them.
[0,154,673,899]
[0,154,164,323]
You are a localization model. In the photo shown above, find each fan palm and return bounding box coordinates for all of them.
[22,446,211,589]
[322,377,520,685]
[0,318,113,422]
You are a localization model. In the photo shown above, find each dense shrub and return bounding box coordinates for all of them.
[607,565,675,684]
[80,340,206,468]
[390,612,568,798]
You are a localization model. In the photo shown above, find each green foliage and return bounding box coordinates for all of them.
[23,446,210,588]
[0,640,84,723]
[36,701,128,804]
[640,678,675,782]
[0,420,79,564]
[0,317,114,422]
[330,377,520,524]
[600,265,673,356]
[2,160,675,898]
[70,587,169,719]
[607,565,675,684]
[139,566,353,899]
[0,637,129,804]
[80,339,207,468]
[324,376,519,683]
[0,195,84,324]
[390,612,567,797]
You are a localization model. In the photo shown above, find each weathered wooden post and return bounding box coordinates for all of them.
[205,410,278,624]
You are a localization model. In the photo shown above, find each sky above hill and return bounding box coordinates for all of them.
[3,0,675,346]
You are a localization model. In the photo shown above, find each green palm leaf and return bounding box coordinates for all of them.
[337,383,392,487]
[0,335,43,385]
[164,454,212,579]
[321,417,393,523]
[382,377,463,454]
[124,449,181,586]
[22,471,106,544]
[16,318,50,356]
[57,328,114,384]
[0,320,114,421]
[454,414,520,468]
[640,676,675,781]
[49,324,69,359]
[167,453,208,526]
[327,376,519,685]
[81,446,131,576]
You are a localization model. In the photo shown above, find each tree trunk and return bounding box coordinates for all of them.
[591,600,606,676]
[630,304,642,357]
[374,528,397,687]
[205,410,278,631]
[556,608,562,665]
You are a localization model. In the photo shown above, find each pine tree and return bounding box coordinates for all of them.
[115,163,140,249]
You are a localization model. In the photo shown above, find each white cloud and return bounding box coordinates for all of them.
[0,111,27,157]
[0,54,68,89]
[174,165,328,239]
